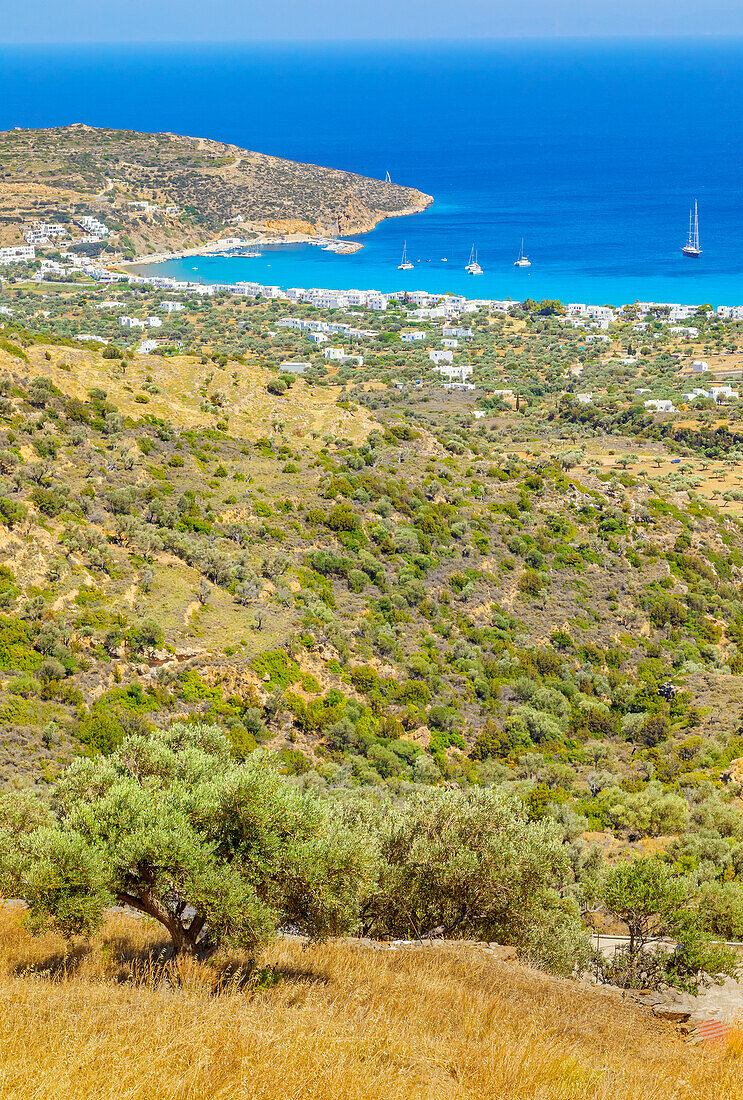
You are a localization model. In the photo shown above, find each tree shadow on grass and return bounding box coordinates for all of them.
[12,937,332,995]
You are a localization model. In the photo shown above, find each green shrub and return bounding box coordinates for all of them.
[0,497,27,529]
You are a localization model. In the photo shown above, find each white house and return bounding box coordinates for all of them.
[77,216,109,238]
[709,382,740,401]
[322,347,363,366]
[308,332,329,344]
[0,245,35,265]
[401,330,425,342]
[644,399,677,413]
[280,361,310,374]
[136,339,160,354]
[161,300,184,313]
[575,393,593,404]
[429,349,454,365]
[669,305,699,322]
[692,360,709,373]
[436,363,473,382]
[441,338,459,348]
[119,316,145,329]
[146,317,163,328]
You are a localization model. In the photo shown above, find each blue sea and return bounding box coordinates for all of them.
[2,40,743,305]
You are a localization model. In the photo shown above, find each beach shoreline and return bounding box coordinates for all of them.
[117,202,431,269]
[116,232,355,268]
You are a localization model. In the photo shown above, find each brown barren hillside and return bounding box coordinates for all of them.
[0,125,432,252]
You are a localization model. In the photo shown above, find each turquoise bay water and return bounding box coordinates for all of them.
[3,40,743,305]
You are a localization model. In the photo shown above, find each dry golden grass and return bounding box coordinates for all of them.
[0,911,740,1099]
[0,345,377,447]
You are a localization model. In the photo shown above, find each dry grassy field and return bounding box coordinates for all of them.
[0,911,740,1100]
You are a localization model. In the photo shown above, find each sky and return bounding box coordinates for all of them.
[1,0,742,43]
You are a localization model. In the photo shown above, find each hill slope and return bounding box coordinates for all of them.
[0,125,432,252]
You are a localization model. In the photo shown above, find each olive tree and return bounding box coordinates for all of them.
[348,786,591,976]
[0,724,376,960]
[600,856,738,992]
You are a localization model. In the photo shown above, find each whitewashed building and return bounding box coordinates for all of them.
[77,216,109,238]
[429,349,454,365]
[0,245,35,265]
[436,363,473,382]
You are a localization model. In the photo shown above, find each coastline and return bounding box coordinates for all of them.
[116,232,352,268]
[117,201,433,269]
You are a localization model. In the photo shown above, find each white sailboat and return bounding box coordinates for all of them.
[682,200,702,257]
[385,170,392,183]
[465,244,483,275]
[514,239,531,268]
[398,241,414,271]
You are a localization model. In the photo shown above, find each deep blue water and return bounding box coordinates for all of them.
[3,41,743,304]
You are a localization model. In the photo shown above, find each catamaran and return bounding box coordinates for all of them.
[514,239,531,268]
[398,241,414,271]
[465,244,483,275]
[682,201,702,257]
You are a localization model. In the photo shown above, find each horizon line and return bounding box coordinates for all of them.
[2,33,743,46]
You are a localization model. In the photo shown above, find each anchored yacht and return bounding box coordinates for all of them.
[514,239,531,267]
[465,244,483,275]
[398,241,414,271]
[682,200,702,257]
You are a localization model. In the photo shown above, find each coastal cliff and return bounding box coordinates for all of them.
[0,125,432,256]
